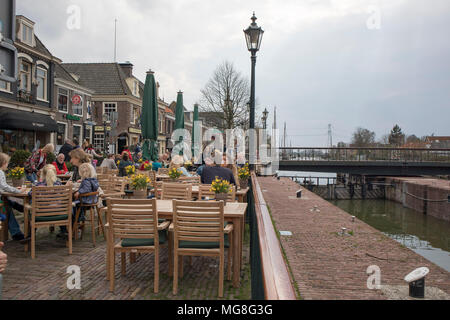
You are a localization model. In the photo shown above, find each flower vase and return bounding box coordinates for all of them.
[12,177,25,188]
[215,193,228,204]
[133,189,147,199]
[239,178,249,190]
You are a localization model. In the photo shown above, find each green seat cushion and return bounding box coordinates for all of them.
[122,230,167,247]
[34,214,68,222]
[179,234,230,249]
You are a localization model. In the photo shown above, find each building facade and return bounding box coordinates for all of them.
[0,16,59,153]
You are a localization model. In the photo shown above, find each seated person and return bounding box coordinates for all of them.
[118,153,133,177]
[200,153,236,185]
[100,154,118,170]
[60,163,99,238]
[151,157,163,172]
[52,153,69,175]
[170,155,192,177]
[0,152,27,241]
[0,241,7,273]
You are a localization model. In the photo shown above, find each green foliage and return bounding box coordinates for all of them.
[66,161,73,172]
[46,152,56,164]
[9,150,31,168]
[388,124,405,146]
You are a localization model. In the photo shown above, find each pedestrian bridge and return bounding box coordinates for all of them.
[276,147,450,176]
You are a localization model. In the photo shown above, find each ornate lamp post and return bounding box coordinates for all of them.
[244,12,264,169]
[262,108,269,130]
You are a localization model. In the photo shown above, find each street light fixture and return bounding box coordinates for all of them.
[244,12,264,168]
[262,108,269,130]
[102,113,109,155]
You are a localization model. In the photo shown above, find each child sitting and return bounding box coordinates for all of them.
[73,163,99,231]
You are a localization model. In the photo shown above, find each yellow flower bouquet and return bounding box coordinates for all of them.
[8,167,25,179]
[130,174,151,191]
[125,165,136,176]
[210,177,232,194]
[168,168,182,180]
[238,164,250,180]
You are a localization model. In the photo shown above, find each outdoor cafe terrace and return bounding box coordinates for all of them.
[0,170,295,300]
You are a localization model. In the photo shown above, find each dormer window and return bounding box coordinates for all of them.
[133,81,139,96]
[17,16,36,47]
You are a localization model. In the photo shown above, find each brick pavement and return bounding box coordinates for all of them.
[1,225,250,300]
[258,177,450,300]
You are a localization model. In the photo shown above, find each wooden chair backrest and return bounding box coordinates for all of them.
[161,183,192,200]
[31,185,72,220]
[179,176,201,185]
[173,200,224,246]
[109,176,126,193]
[107,169,119,176]
[198,184,236,202]
[158,168,169,175]
[96,167,106,174]
[107,198,158,241]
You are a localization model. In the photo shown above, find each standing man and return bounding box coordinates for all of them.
[59,139,74,162]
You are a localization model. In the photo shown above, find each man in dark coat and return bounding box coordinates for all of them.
[59,139,74,162]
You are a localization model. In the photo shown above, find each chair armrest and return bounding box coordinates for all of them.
[24,204,32,213]
[158,220,171,230]
[168,223,174,232]
[224,223,234,234]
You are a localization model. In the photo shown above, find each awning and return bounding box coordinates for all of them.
[0,109,58,132]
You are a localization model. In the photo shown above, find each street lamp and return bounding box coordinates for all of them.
[102,113,109,155]
[244,12,264,168]
[262,108,269,130]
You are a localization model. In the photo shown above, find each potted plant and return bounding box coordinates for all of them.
[168,168,182,181]
[210,178,232,204]
[9,150,31,167]
[130,174,151,199]
[139,161,152,172]
[125,165,136,177]
[238,163,250,189]
[8,167,26,187]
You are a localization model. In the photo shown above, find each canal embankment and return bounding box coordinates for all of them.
[385,177,450,222]
[258,176,450,300]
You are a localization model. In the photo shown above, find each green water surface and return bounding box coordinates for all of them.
[332,199,450,272]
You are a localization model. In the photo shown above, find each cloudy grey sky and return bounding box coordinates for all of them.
[17,0,450,146]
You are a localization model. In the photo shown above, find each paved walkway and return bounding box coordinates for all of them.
[258,177,450,300]
[1,221,250,300]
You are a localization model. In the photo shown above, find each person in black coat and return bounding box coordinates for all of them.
[59,139,74,162]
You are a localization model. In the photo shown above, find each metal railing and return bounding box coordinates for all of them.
[278,147,450,162]
[248,172,296,300]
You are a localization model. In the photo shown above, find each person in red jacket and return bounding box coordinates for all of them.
[121,146,133,162]
[52,153,68,175]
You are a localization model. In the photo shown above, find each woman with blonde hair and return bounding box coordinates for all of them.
[169,155,192,177]
[69,148,91,183]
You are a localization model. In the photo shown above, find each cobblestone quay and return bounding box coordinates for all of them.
[258,177,450,300]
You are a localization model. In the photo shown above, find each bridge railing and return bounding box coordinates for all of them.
[278,147,450,162]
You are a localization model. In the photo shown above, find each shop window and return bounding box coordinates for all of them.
[73,93,83,116]
[94,133,104,151]
[58,88,68,112]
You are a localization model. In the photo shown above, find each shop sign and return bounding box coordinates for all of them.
[72,94,82,105]
[66,114,81,121]
[129,128,142,134]
[95,126,111,132]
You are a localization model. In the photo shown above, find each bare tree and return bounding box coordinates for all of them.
[199,61,252,130]
[351,127,376,147]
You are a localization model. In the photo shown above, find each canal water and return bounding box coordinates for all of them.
[331,199,450,272]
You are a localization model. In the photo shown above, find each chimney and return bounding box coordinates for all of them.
[119,61,134,78]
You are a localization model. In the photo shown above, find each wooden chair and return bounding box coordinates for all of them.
[96,167,106,174]
[179,176,201,185]
[198,185,237,202]
[24,185,73,259]
[0,202,7,242]
[172,200,233,297]
[73,191,104,247]
[161,183,192,201]
[105,198,170,293]
[157,168,169,175]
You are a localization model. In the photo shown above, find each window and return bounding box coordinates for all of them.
[19,61,31,92]
[36,67,47,101]
[159,113,164,134]
[103,103,117,121]
[130,105,135,124]
[0,80,11,93]
[73,125,82,144]
[57,123,67,146]
[22,24,33,45]
[58,88,68,112]
[73,93,83,116]
[85,126,92,145]
[133,81,139,96]
[94,133,104,151]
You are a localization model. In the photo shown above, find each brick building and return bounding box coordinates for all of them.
[0,15,59,153]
